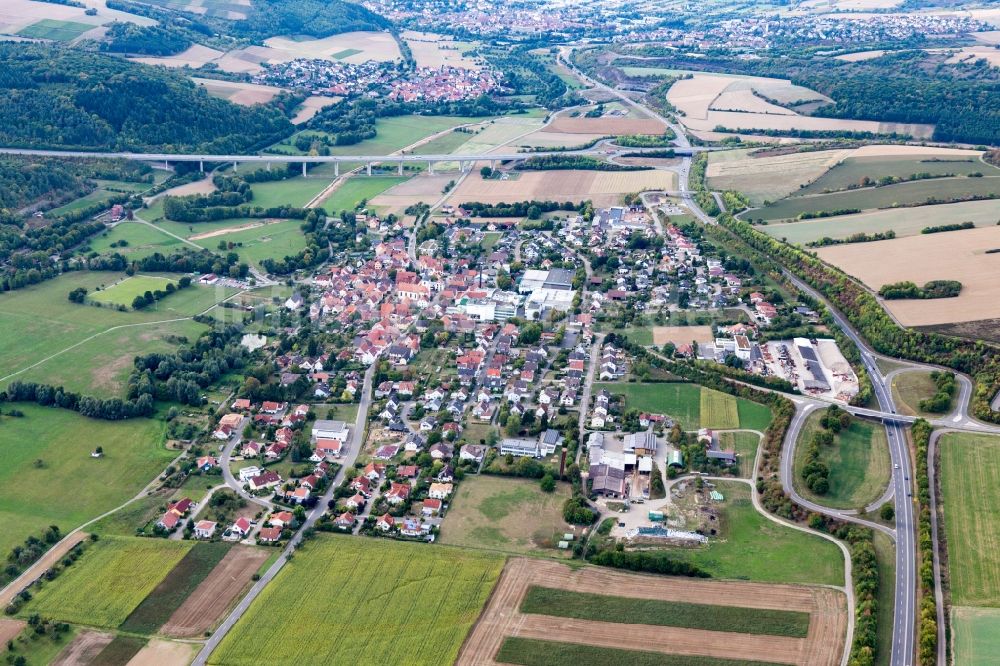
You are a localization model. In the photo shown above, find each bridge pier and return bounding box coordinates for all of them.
[428,161,434,175]
[164,159,169,170]
[334,162,339,177]
[199,160,203,173]
[232,161,238,173]
[266,162,271,171]
[490,160,496,171]
[302,162,307,177]
[366,163,372,176]
[398,161,403,176]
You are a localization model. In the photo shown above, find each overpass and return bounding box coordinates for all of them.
[0,145,709,177]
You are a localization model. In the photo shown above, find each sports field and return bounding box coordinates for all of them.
[953,606,1000,666]
[208,536,504,665]
[25,536,192,627]
[440,476,572,554]
[0,405,173,558]
[792,409,890,509]
[321,176,410,214]
[594,382,772,432]
[17,18,92,41]
[940,432,1000,607]
[758,198,1000,244]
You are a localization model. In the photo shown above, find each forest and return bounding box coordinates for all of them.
[228,0,389,40]
[99,21,192,56]
[0,45,293,153]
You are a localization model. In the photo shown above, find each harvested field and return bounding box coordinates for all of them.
[369,174,457,214]
[263,32,400,64]
[707,148,850,205]
[652,325,715,346]
[816,225,1000,326]
[403,30,481,69]
[794,151,992,197]
[453,170,677,208]
[711,89,795,115]
[191,78,283,105]
[154,177,216,199]
[291,95,341,124]
[835,49,889,62]
[947,45,1000,68]
[759,199,1000,245]
[517,130,609,149]
[51,630,114,666]
[546,116,666,135]
[188,219,286,241]
[131,44,224,69]
[456,558,847,666]
[667,73,931,138]
[161,545,270,637]
[126,639,196,666]
[973,30,1000,44]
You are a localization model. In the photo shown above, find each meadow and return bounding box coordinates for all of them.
[25,536,192,627]
[87,222,183,259]
[706,148,846,205]
[952,606,1000,666]
[440,476,572,554]
[0,406,174,557]
[793,154,995,197]
[496,638,788,666]
[520,586,810,637]
[190,218,309,266]
[792,410,890,509]
[891,371,949,417]
[752,175,1000,221]
[208,536,504,665]
[88,275,177,308]
[940,432,1000,607]
[17,18,92,41]
[594,382,772,432]
[719,431,763,477]
[666,482,843,585]
[758,198,1000,244]
[322,175,410,214]
[247,175,332,208]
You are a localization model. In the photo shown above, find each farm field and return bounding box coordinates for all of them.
[453,170,677,208]
[700,389,739,429]
[595,382,772,432]
[652,325,715,346]
[706,148,849,205]
[322,175,410,214]
[440,476,572,555]
[190,218,308,266]
[208,535,504,665]
[120,542,232,635]
[891,370,949,417]
[270,115,487,157]
[262,32,401,64]
[759,198,1000,244]
[793,153,994,197]
[0,406,173,557]
[290,95,341,124]
[191,77,284,105]
[667,481,844,585]
[449,115,546,155]
[792,409,890,509]
[161,545,271,638]
[952,606,1000,666]
[25,536,192,627]
[130,43,225,69]
[939,432,1000,607]
[458,557,846,666]
[17,18,93,41]
[816,225,1000,326]
[545,113,666,136]
[403,30,481,69]
[751,175,1000,222]
[87,221,183,259]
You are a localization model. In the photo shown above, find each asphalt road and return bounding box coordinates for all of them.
[192,360,378,665]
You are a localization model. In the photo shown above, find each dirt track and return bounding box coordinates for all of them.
[160,545,269,637]
[0,533,88,609]
[0,619,24,646]
[456,558,846,666]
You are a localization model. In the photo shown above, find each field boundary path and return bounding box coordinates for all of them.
[927,428,954,666]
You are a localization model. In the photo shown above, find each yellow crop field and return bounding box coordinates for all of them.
[25,537,192,628]
[700,387,739,429]
[209,536,504,665]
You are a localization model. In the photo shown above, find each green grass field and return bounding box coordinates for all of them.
[719,431,762,477]
[497,637,787,666]
[270,115,487,157]
[332,48,361,59]
[7,624,79,666]
[754,175,1000,222]
[700,389,739,429]
[953,606,1000,666]
[321,176,409,214]
[792,410,890,510]
[440,476,572,555]
[89,275,178,308]
[412,128,485,155]
[17,19,93,41]
[758,198,1000,244]
[190,218,309,266]
[940,432,1000,606]
[25,536,192,627]
[595,383,771,432]
[120,542,232,634]
[0,406,174,556]
[892,371,951,417]
[794,155,995,197]
[667,482,844,585]
[873,531,895,666]
[87,222,183,259]
[520,586,809,636]
[610,325,654,346]
[208,535,504,665]
[246,176,332,209]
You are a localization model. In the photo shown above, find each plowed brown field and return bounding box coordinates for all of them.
[456,558,846,666]
[160,546,269,638]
